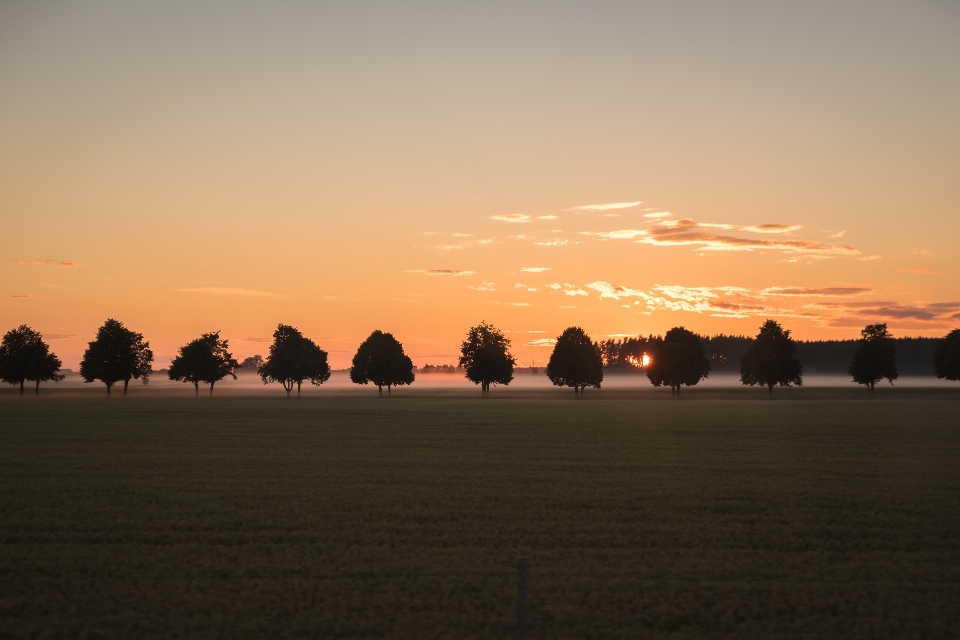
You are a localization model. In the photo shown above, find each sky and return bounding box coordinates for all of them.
[2,0,959,369]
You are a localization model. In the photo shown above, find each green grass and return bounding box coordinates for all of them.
[2,387,959,638]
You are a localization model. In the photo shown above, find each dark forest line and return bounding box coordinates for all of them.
[603,336,940,376]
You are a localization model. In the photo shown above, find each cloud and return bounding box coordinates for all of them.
[526,338,558,346]
[538,215,558,220]
[491,214,530,223]
[11,294,42,298]
[535,239,569,246]
[178,287,276,296]
[760,286,871,296]
[405,269,476,276]
[520,267,551,272]
[643,212,672,218]
[527,330,544,334]
[899,268,936,275]
[547,282,588,297]
[451,233,473,237]
[43,333,78,339]
[740,224,803,234]
[585,218,859,257]
[858,255,881,261]
[586,281,651,301]
[12,258,87,267]
[468,281,497,291]
[566,201,642,212]
[514,283,538,292]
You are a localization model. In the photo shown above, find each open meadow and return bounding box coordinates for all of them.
[2,386,959,639]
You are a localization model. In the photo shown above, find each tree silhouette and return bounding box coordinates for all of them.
[258,324,331,398]
[848,323,898,395]
[739,320,803,396]
[646,327,710,395]
[0,325,64,396]
[546,326,603,397]
[168,332,240,396]
[932,329,960,382]
[240,355,264,372]
[459,321,516,398]
[79,319,153,396]
[350,330,415,397]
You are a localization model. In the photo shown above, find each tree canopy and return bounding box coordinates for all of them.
[168,332,240,396]
[258,324,331,398]
[546,326,603,396]
[79,319,153,396]
[645,327,710,395]
[459,321,515,397]
[739,320,803,396]
[932,328,960,382]
[0,325,64,395]
[848,323,898,394]
[350,330,415,396]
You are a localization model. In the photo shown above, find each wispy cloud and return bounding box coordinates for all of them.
[538,215,558,220]
[520,267,551,273]
[451,233,474,237]
[547,283,589,297]
[858,255,881,261]
[178,287,277,296]
[491,214,531,223]
[514,283,538,292]
[11,294,42,298]
[643,212,672,218]
[526,338,558,346]
[565,201,642,212]
[585,218,858,257]
[468,281,497,291]
[43,333,78,339]
[760,286,871,296]
[535,239,569,246]
[12,258,87,267]
[405,269,476,276]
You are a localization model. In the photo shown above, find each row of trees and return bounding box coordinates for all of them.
[2,319,960,397]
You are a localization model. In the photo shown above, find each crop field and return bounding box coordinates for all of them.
[2,387,960,639]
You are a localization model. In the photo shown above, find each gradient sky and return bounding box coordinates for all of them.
[2,0,959,369]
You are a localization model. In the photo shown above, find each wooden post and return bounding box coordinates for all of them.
[516,557,529,640]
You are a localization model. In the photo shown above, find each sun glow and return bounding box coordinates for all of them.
[625,353,652,368]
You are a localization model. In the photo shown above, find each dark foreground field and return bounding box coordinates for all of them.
[2,388,959,639]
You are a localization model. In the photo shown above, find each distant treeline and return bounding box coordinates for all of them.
[601,335,940,376]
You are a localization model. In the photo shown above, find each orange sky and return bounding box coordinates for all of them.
[2,2,959,369]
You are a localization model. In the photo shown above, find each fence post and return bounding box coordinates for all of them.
[516,557,529,640]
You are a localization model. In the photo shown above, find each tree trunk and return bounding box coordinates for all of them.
[388,385,392,397]
[106,382,112,397]
[768,384,773,397]
[123,379,129,396]
[210,381,215,397]
[19,380,24,396]
[35,380,40,395]
[195,381,199,397]
[297,381,301,398]
[378,385,382,398]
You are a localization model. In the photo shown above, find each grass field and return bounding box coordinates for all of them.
[2,387,959,638]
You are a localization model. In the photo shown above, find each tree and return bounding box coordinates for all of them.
[646,327,710,395]
[79,319,153,396]
[0,325,64,396]
[459,321,516,397]
[168,332,240,396]
[350,330,415,397]
[848,323,898,395]
[239,355,264,372]
[546,326,603,396]
[739,320,803,396]
[258,324,331,398]
[933,329,960,382]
